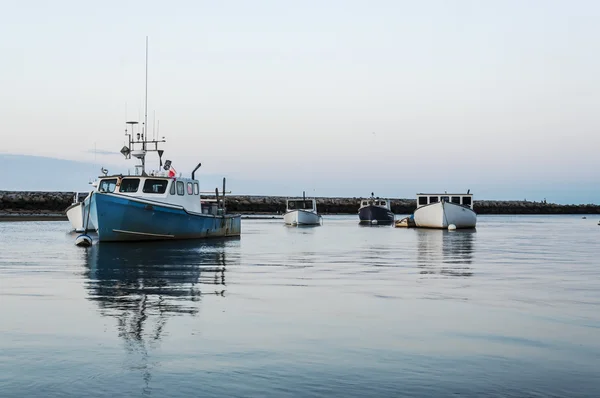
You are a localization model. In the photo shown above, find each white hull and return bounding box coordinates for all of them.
[413,201,476,229]
[66,195,95,232]
[284,210,322,226]
[66,203,84,232]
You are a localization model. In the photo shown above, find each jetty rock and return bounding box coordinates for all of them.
[0,191,76,213]
[209,196,600,215]
[1,191,599,216]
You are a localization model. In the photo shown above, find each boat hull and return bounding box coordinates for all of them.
[90,193,241,242]
[358,205,395,224]
[66,195,95,232]
[413,201,476,229]
[284,210,322,226]
[66,202,83,232]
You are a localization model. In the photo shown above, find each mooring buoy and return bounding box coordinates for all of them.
[75,234,93,247]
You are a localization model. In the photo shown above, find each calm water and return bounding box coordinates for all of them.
[1,215,599,397]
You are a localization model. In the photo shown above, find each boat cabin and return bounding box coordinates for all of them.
[286,198,317,213]
[416,193,473,209]
[360,198,391,210]
[95,175,205,214]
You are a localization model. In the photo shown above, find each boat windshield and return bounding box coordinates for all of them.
[288,200,314,210]
[143,179,168,194]
[98,178,117,193]
[119,178,140,193]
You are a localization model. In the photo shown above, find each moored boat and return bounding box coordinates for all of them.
[88,175,241,242]
[78,37,241,243]
[413,191,476,229]
[358,193,395,225]
[284,192,322,226]
[66,192,95,232]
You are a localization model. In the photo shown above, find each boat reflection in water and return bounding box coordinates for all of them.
[416,228,475,277]
[82,239,236,393]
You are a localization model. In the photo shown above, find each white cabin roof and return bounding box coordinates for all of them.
[286,198,317,212]
[417,193,472,196]
[416,192,474,209]
[359,198,391,209]
[95,175,203,213]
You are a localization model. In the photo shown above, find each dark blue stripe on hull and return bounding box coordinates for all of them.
[358,205,395,224]
[92,193,241,242]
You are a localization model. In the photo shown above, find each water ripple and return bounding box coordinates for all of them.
[1,216,600,397]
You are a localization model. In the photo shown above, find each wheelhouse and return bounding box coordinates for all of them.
[416,193,473,209]
[286,198,317,212]
[360,199,390,209]
[95,175,203,214]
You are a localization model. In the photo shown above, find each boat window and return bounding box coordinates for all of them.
[142,179,168,194]
[303,200,313,210]
[429,196,439,203]
[193,182,199,195]
[176,181,184,196]
[418,196,427,205]
[98,179,117,193]
[119,178,140,193]
[463,196,472,206]
[441,196,449,202]
[187,182,193,195]
[170,181,176,195]
[451,196,461,204]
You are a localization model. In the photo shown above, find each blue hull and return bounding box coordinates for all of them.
[91,193,241,242]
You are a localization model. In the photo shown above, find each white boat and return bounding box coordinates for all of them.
[65,192,95,232]
[284,193,322,226]
[413,191,476,229]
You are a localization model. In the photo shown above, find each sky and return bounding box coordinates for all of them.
[1,0,599,203]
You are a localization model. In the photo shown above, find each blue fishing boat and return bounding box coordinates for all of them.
[77,38,241,244]
[86,169,241,242]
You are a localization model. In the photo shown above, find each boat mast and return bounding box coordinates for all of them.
[120,36,166,176]
[142,35,149,173]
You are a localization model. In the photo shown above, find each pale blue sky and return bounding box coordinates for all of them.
[1,1,599,203]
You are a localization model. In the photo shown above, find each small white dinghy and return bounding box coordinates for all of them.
[65,193,85,232]
[284,192,322,226]
[413,191,477,229]
[65,190,96,232]
[74,191,96,247]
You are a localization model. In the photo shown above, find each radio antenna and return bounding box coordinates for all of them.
[144,35,148,151]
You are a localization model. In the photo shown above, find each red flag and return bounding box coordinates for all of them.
[168,166,176,178]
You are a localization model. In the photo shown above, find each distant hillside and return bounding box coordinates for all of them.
[0,154,105,192]
[0,154,597,205]
[0,154,243,193]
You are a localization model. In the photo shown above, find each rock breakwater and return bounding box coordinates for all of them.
[220,196,600,215]
[0,191,80,214]
[1,191,599,217]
